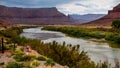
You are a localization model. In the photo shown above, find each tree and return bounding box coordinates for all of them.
[111,20,120,29]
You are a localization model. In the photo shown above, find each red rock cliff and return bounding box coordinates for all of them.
[0,5,73,25]
[85,4,120,26]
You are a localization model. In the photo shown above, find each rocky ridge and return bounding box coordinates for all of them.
[0,5,73,25]
[84,4,120,26]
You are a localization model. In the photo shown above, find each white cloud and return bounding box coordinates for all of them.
[57,0,120,15]
[0,0,120,14]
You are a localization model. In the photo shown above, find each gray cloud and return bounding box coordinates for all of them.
[75,3,90,8]
[0,0,120,14]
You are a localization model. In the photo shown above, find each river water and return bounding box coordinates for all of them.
[20,27,120,67]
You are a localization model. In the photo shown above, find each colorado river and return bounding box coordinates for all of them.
[20,27,120,67]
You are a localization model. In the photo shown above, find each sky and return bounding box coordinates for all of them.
[0,0,120,15]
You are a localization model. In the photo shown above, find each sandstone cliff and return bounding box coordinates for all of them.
[0,5,73,25]
[84,4,120,26]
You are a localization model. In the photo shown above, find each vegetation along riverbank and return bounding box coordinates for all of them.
[42,25,120,48]
[0,26,116,68]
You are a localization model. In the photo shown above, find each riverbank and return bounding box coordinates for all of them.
[0,26,68,68]
[42,26,120,48]
[1,26,116,68]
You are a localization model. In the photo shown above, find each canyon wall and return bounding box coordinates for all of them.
[85,4,120,26]
[0,5,73,25]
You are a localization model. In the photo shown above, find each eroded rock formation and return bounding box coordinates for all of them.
[84,4,120,26]
[0,5,73,25]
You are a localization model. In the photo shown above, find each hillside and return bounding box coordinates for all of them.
[0,19,12,28]
[84,4,120,26]
[0,5,73,25]
[70,14,105,24]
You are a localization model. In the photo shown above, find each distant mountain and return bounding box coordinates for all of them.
[70,14,105,24]
[0,5,73,25]
[84,4,120,26]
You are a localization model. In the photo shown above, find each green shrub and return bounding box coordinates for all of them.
[45,59,55,67]
[20,54,36,61]
[4,44,10,50]
[13,49,24,55]
[36,56,46,61]
[21,55,33,61]
[13,54,23,61]
[13,53,36,61]
[105,34,120,43]
[90,33,105,39]
[112,20,120,29]
[28,54,36,59]
[13,49,24,61]
[6,62,23,68]
[32,60,40,67]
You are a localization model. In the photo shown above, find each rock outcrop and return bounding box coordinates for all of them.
[0,5,73,25]
[84,4,120,26]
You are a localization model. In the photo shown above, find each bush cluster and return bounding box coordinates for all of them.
[0,27,111,68]
[42,26,120,44]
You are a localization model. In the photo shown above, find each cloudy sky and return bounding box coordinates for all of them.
[0,0,120,15]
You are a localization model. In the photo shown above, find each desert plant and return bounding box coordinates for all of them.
[28,54,36,59]
[6,62,23,68]
[45,59,55,67]
[36,56,46,61]
[20,54,36,61]
[32,60,40,67]
[13,49,24,55]
[112,20,120,29]
[21,55,33,61]
[4,44,10,50]
[13,54,23,61]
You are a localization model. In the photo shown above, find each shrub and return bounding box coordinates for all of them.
[105,34,120,43]
[20,54,36,61]
[36,56,46,61]
[13,49,24,55]
[28,54,36,59]
[32,60,40,67]
[112,20,120,29]
[13,54,23,61]
[13,49,24,61]
[14,53,36,61]
[21,55,33,61]
[4,44,10,50]
[45,59,55,67]
[6,62,23,68]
